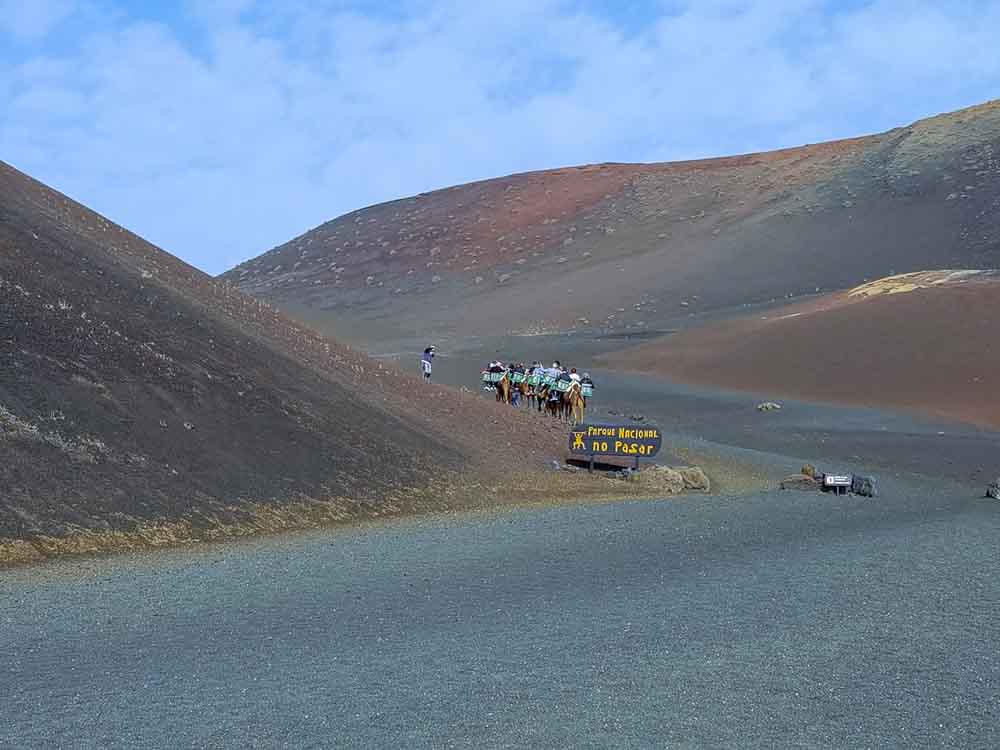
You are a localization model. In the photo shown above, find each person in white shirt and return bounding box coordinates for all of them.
[420,346,434,381]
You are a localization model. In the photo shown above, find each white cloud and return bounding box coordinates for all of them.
[2,0,1000,273]
[186,0,255,23]
[0,0,76,39]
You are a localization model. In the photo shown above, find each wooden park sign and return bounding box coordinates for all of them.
[569,424,662,469]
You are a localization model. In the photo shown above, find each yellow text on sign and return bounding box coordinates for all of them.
[587,440,657,456]
[586,426,661,440]
[614,440,657,456]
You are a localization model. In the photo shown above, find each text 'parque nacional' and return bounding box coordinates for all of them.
[568,424,662,458]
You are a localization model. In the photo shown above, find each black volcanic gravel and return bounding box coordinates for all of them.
[4,464,999,748]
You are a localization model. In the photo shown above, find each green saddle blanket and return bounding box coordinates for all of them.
[553,380,592,396]
[482,371,592,398]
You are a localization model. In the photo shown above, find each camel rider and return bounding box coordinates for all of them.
[482,361,497,390]
[581,372,594,404]
[547,362,563,402]
[542,361,557,388]
[421,346,435,381]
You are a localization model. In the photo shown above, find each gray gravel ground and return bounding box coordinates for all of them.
[5,345,1000,749]
[4,457,999,749]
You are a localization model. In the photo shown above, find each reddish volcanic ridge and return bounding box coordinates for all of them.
[605,271,1000,429]
[224,100,1000,343]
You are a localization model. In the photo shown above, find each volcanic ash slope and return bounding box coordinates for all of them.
[0,161,652,566]
[224,100,1000,343]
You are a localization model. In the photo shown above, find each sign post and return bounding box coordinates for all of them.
[568,424,662,472]
[823,474,852,496]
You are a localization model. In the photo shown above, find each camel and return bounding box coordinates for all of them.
[533,383,549,412]
[524,382,536,410]
[544,389,563,419]
[494,371,511,404]
[545,396,561,419]
[564,382,586,425]
[482,367,587,421]
[511,378,528,408]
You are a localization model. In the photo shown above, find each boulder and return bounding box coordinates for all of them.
[675,467,710,492]
[986,479,1000,500]
[781,473,823,491]
[640,466,686,494]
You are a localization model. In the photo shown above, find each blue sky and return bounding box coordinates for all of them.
[2,0,999,274]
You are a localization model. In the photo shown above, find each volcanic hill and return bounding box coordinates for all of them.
[0,161,629,565]
[223,100,1000,344]
[605,270,1000,429]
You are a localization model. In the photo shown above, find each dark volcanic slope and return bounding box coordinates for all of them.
[224,100,1000,342]
[606,271,1000,429]
[0,161,570,559]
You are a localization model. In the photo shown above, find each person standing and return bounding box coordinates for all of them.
[421,346,435,381]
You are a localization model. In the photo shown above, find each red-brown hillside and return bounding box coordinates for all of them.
[224,100,1000,344]
[605,271,1000,428]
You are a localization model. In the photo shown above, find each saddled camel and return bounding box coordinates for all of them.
[533,383,549,412]
[564,382,586,425]
[542,382,585,423]
[494,372,511,404]
[516,377,530,406]
[544,389,564,419]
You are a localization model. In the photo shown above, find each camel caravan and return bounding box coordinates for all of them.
[482,361,594,425]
